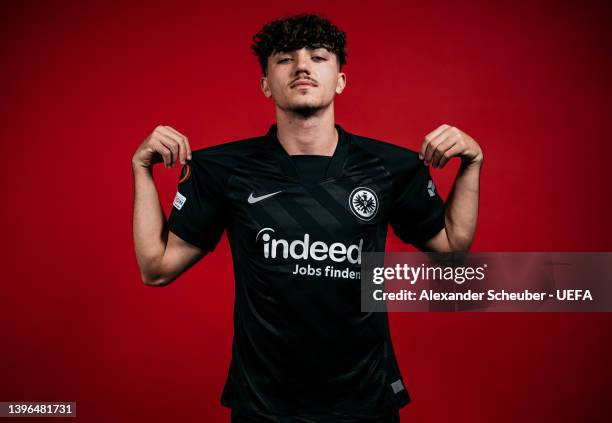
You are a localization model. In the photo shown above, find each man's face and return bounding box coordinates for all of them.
[260,47,346,115]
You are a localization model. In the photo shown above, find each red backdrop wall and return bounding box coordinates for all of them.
[1,0,611,421]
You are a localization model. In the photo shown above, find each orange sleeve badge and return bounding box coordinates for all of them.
[178,163,191,184]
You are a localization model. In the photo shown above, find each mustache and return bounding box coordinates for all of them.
[289,77,318,87]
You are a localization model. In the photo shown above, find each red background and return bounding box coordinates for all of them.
[1,0,611,421]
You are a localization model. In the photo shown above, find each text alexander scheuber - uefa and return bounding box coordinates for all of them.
[370,264,593,302]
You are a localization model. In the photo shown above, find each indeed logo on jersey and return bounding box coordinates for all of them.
[255,228,363,264]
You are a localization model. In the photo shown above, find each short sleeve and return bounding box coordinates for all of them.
[389,161,446,246]
[167,159,227,252]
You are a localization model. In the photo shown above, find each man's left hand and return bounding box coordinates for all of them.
[419,124,483,168]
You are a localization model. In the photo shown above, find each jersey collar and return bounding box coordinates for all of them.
[264,123,351,182]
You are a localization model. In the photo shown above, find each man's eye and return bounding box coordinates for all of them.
[278,58,291,63]
[313,56,327,61]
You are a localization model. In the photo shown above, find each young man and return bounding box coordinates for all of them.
[132,14,483,423]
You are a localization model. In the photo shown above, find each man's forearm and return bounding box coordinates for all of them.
[443,159,482,251]
[418,124,483,252]
[132,162,168,281]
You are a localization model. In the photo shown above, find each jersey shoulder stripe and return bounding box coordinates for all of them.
[348,132,425,183]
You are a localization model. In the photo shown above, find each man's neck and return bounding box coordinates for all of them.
[275,106,338,156]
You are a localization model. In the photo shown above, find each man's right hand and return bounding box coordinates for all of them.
[132,125,192,169]
[131,125,204,287]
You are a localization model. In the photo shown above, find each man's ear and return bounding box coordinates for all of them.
[260,76,272,98]
[335,72,347,94]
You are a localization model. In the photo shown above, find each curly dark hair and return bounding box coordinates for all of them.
[251,14,347,75]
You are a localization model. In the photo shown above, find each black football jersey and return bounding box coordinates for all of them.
[167,123,445,420]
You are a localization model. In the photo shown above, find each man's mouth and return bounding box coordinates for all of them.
[290,79,317,88]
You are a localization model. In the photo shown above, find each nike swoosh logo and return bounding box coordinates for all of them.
[248,190,283,204]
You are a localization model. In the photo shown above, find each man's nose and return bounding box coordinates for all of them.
[293,51,311,74]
